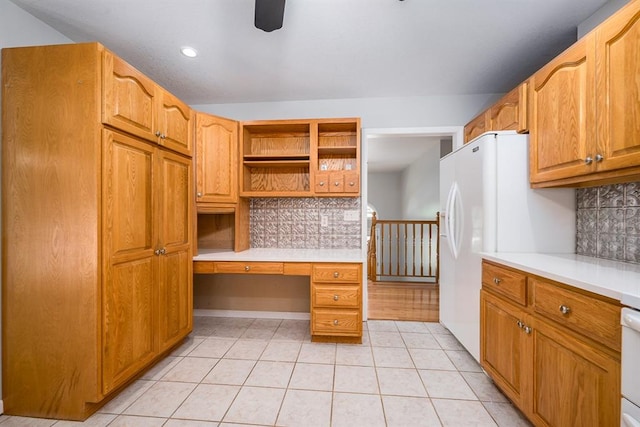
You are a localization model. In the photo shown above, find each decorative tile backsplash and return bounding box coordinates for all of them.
[250,198,362,249]
[576,182,640,264]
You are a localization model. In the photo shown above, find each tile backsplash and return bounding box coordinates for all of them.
[250,198,362,249]
[576,182,640,264]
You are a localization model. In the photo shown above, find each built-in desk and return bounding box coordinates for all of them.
[193,248,364,343]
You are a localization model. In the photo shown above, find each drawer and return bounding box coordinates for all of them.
[482,261,527,305]
[312,264,360,283]
[312,284,360,308]
[532,277,621,350]
[312,308,361,335]
[343,172,360,193]
[214,261,284,275]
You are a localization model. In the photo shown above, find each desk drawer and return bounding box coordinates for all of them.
[214,261,284,275]
[482,261,527,305]
[312,284,360,308]
[312,309,361,335]
[312,264,360,283]
[532,277,620,350]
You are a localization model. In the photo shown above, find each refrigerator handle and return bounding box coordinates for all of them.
[445,182,460,259]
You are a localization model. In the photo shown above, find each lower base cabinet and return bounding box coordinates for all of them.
[480,260,620,427]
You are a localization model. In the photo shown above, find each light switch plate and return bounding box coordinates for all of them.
[320,214,329,227]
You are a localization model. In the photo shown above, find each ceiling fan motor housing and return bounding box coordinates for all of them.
[255,0,286,32]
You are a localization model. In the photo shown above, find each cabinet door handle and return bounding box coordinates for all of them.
[155,130,162,137]
[523,326,532,334]
[493,277,501,285]
[559,305,571,315]
[333,272,339,278]
[333,295,339,301]
[584,156,593,165]
[319,181,325,186]
[595,154,604,162]
[245,265,250,272]
[516,320,524,329]
[154,249,162,256]
[333,319,339,326]
[197,192,202,197]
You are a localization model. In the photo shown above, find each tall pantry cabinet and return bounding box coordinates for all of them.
[2,43,193,420]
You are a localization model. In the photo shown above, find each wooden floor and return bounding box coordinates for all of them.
[367,280,439,322]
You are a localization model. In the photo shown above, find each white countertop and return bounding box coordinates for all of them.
[193,248,365,264]
[482,252,640,310]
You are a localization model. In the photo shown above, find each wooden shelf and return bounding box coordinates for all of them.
[317,146,357,155]
[244,159,310,168]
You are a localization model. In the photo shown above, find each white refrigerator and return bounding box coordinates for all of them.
[439,131,576,362]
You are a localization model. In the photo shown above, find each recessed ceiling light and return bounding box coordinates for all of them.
[180,47,198,58]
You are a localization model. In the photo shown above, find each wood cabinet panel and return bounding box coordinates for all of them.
[214,261,285,274]
[531,277,621,350]
[312,264,361,283]
[158,90,192,156]
[531,318,620,427]
[489,83,528,133]
[464,111,489,143]
[312,284,361,308]
[196,113,239,205]
[312,308,361,335]
[482,261,527,306]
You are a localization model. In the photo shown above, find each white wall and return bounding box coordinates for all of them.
[578,0,630,38]
[0,0,73,409]
[367,171,403,220]
[401,143,441,220]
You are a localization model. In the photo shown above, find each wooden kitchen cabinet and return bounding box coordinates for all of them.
[530,0,640,187]
[311,263,362,342]
[2,42,193,420]
[480,260,621,426]
[463,110,490,143]
[103,51,193,156]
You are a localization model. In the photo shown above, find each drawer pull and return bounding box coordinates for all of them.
[245,265,250,272]
[334,182,340,186]
[333,319,339,326]
[559,305,571,315]
[516,320,524,329]
[333,295,339,301]
[333,272,339,278]
[349,181,355,186]
[319,181,325,186]
[493,277,501,285]
[523,325,532,334]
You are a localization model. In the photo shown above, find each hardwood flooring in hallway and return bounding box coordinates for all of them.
[367,281,440,322]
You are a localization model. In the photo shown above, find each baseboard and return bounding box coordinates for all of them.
[193,309,310,320]
[1,399,4,414]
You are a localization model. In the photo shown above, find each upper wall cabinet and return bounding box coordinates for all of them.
[530,0,640,187]
[240,118,361,197]
[195,112,239,206]
[463,82,528,143]
[103,51,193,156]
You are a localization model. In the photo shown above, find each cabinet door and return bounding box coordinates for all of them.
[464,111,489,143]
[529,35,597,184]
[156,150,193,352]
[101,130,156,394]
[195,113,239,204]
[595,0,640,172]
[489,83,528,133]
[530,318,620,427]
[103,51,158,142]
[480,290,532,412]
[158,90,193,157]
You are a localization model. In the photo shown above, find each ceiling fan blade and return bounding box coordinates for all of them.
[255,0,286,32]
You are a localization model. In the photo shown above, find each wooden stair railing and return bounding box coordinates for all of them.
[367,212,439,284]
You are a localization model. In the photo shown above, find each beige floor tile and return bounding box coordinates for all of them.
[244,361,294,388]
[241,318,282,339]
[224,339,268,360]
[332,392,386,427]
[170,337,205,357]
[366,320,399,332]
[382,395,442,427]
[297,342,336,364]
[446,350,483,372]
[161,357,219,383]
[202,358,256,385]
[425,323,451,335]
[376,367,427,397]
[188,337,236,358]
[107,415,167,426]
[210,326,249,339]
[409,348,457,370]
[141,356,181,381]
[335,344,374,366]
[276,389,332,427]
[461,372,509,402]
[395,321,431,333]
[401,332,441,349]
[164,420,218,427]
[272,320,310,341]
[1,417,56,427]
[289,362,334,391]
[172,384,240,422]
[433,333,465,350]
[53,413,116,427]
[372,346,414,368]
[99,380,155,414]
[334,365,379,394]
[432,399,497,426]
[369,330,405,347]
[123,381,196,418]
[419,370,478,400]
[260,340,302,362]
[222,386,286,425]
[482,401,533,426]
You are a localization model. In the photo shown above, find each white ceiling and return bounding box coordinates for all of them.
[9,0,609,106]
